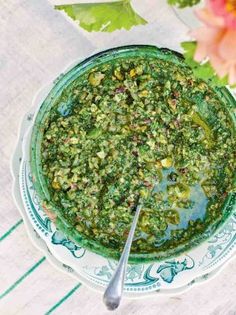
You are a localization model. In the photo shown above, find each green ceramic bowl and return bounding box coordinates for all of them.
[30,45,236,263]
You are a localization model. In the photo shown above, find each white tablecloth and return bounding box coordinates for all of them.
[1,0,236,314]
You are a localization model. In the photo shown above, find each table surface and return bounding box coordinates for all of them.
[1,1,236,314]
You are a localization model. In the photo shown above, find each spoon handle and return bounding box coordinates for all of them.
[103,203,142,310]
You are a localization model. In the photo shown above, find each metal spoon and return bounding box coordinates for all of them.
[103,202,143,310]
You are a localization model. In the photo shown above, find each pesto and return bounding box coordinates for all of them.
[41,56,236,255]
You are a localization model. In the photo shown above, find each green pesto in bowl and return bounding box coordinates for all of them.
[30,45,236,263]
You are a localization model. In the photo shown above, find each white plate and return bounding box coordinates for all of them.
[12,54,236,298]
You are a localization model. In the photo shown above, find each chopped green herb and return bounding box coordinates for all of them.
[41,56,236,254]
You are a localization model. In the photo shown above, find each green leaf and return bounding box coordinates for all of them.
[181,41,199,67]
[167,0,200,8]
[181,41,230,87]
[55,1,147,32]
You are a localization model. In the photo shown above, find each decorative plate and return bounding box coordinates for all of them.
[12,49,236,297]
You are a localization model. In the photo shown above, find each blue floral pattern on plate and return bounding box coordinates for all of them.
[17,102,236,295]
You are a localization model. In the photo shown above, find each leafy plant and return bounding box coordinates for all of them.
[55,1,234,87]
[55,0,147,33]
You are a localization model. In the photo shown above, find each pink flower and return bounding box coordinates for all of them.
[209,0,236,29]
[191,0,236,84]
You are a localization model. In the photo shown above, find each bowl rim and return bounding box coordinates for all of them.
[14,102,236,297]
[30,44,236,264]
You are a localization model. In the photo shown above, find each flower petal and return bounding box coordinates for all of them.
[195,8,224,27]
[191,27,223,42]
[194,42,208,61]
[209,53,228,77]
[208,0,236,30]
[208,0,226,17]
[218,29,236,61]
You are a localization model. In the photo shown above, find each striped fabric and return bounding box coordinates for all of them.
[1,0,236,314]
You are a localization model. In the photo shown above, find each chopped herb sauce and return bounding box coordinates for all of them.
[41,56,236,254]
